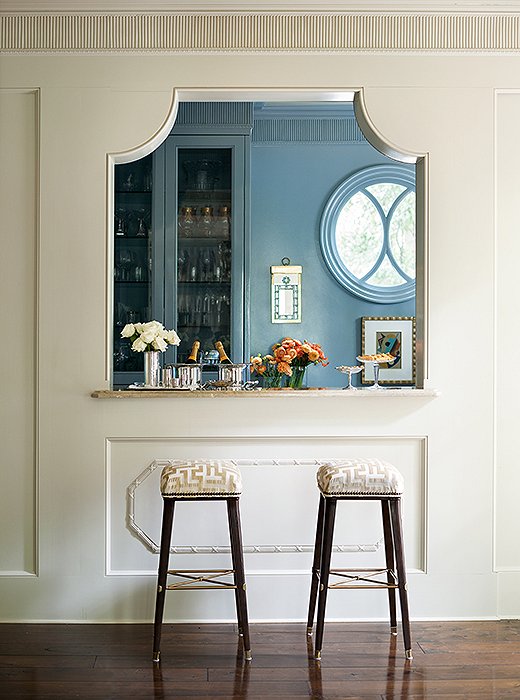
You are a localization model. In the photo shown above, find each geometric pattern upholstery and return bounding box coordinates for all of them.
[317,458,404,497]
[160,460,242,498]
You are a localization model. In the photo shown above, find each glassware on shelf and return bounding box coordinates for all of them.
[115,217,125,237]
[143,165,153,192]
[136,217,147,237]
[198,206,214,237]
[336,365,363,390]
[177,248,190,282]
[199,247,215,281]
[178,206,196,238]
[121,172,135,192]
[116,249,133,281]
[183,159,221,191]
[215,206,230,239]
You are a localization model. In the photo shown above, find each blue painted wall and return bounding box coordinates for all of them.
[249,140,415,388]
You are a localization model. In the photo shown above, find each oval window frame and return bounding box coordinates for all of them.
[320,163,416,304]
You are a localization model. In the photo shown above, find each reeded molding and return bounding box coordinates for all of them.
[3,12,520,52]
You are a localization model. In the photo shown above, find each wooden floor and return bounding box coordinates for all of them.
[1,621,520,698]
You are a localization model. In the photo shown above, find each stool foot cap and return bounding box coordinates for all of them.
[153,652,160,663]
[245,649,252,661]
[390,626,398,636]
[405,649,413,661]
[315,650,322,660]
[307,626,313,636]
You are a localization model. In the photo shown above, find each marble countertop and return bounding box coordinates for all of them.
[91,387,439,398]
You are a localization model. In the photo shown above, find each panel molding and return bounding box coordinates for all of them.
[0,88,40,578]
[3,13,520,53]
[105,435,428,576]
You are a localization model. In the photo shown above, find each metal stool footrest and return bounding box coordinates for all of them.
[328,567,398,590]
[165,568,237,591]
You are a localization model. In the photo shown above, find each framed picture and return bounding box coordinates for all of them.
[361,316,416,385]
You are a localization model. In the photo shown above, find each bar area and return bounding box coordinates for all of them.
[2,5,519,696]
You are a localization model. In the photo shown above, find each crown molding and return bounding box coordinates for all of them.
[3,1,520,13]
[3,11,520,52]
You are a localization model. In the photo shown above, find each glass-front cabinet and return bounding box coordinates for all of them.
[113,128,248,386]
[113,153,161,386]
[164,136,246,366]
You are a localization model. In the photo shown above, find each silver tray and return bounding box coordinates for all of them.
[128,384,193,391]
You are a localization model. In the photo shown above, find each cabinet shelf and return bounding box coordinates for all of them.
[178,237,231,243]
[178,280,231,285]
[114,280,149,285]
[180,188,231,197]
[115,190,152,195]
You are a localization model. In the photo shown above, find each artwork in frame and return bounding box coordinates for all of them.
[361,316,416,385]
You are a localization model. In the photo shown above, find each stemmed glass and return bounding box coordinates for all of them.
[335,365,363,390]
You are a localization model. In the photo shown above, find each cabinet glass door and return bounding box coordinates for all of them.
[113,154,153,384]
[167,138,245,365]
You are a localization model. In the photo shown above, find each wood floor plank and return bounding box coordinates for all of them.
[0,621,520,698]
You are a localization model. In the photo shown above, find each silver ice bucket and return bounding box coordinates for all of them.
[217,363,248,390]
[176,364,202,390]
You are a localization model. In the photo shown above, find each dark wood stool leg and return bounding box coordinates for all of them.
[314,497,337,660]
[381,499,397,634]
[227,498,252,661]
[153,498,175,662]
[307,494,325,635]
[389,498,413,660]
[227,498,244,638]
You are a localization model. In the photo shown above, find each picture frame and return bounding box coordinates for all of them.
[361,316,416,385]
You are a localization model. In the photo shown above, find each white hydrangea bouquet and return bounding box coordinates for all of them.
[121,320,180,353]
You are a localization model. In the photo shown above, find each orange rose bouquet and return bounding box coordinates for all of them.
[250,352,292,389]
[252,337,328,389]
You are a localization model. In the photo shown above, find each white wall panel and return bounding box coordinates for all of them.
[495,93,520,613]
[0,89,38,576]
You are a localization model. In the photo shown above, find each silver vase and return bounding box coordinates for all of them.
[143,351,161,387]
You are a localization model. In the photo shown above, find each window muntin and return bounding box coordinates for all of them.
[320,164,416,304]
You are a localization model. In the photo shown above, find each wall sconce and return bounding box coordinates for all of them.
[271,258,302,323]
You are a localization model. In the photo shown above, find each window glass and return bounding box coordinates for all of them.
[320,164,415,303]
[335,192,383,278]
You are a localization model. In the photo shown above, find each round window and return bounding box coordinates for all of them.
[320,164,416,303]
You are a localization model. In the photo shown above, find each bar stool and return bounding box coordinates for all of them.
[153,459,251,662]
[307,458,412,660]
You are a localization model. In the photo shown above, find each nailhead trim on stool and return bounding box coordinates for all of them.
[317,458,404,496]
[160,459,242,497]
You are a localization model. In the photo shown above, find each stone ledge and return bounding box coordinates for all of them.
[91,387,439,398]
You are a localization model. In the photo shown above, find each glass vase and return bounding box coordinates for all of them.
[143,351,161,387]
[263,373,283,389]
[288,366,306,389]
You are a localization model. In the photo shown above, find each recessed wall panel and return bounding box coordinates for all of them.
[106,436,426,577]
[0,89,38,576]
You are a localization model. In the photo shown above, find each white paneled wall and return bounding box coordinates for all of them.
[0,35,517,620]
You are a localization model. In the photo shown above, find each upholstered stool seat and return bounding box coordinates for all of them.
[308,458,413,661]
[160,460,242,497]
[153,460,251,663]
[317,458,404,497]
